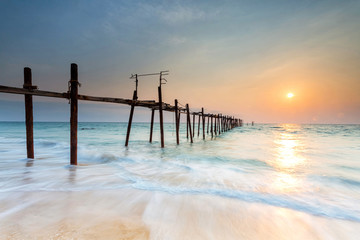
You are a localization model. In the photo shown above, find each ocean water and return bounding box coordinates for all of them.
[0,122,360,239]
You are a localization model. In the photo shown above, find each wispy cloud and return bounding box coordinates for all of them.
[138,3,206,24]
[167,36,187,45]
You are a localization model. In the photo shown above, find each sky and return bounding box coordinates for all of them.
[0,0,359,123]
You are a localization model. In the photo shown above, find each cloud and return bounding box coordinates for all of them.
[167,36,187,45]
[138,3,205,24]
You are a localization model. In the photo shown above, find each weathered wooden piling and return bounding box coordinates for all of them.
[214,114,217,136]
[218,114,221,135]
[24,67,34,159]
[226,116,229,131]
[192,113,195,138]
[186,112,189,139]
[202,108,205,140]
[227,116,229,131]
[70,63,78,165]
[211,115,213,138]
[158,86,165,148]
[197,113,200,137]
[207,115,210,134]
[221,115,224,132]
[186,104,193,143]
[175,99,179,145]
[149,108,155,143]
[125,90,137,147]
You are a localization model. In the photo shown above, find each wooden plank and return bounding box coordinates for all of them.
[70,63,78,165]
[78,94,156,107]
[0,85,158,108]
[24,67,34,159]
[0,85,68,99]
[0,86,199,115]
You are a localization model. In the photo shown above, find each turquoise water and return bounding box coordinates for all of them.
[0,122,360,239]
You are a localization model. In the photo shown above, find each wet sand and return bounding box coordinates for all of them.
[1,189,358,240]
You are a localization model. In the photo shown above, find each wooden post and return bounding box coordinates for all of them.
[125,90,137,147]
[197,113,200,137]
[227,116,229,131]
[187,112,189,139]
[202,108,205,140]
[186,104,193,143]
[192,113,195,137]
[219,115,221,133]
[218,115,221,133]
[211,115,213,138]
[24,67,34,159]
[158,86,164,148]
[223,116,225,131]
[207,115,209,134]
[175,99,179,145]
[214,114,217,136]
[149,108,155,143]
[70,63,78,165]
[225,116,228,131]
[221,116,224,132]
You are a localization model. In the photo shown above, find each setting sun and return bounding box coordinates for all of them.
[287,93,294,98]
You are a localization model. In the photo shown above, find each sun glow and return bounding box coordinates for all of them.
[287,92,294,98]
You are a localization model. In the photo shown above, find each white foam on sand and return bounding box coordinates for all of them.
[1,189,359,240]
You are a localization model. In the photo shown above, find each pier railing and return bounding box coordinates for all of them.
[0,63,243,165]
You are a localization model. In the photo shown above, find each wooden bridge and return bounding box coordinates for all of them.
[0,63,243,165]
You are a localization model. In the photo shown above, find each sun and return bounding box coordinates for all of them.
[287,92,294,98]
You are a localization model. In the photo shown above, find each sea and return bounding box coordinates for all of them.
[0,122,359,239]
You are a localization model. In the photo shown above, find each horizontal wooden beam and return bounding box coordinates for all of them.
[0,85,68,99]
[0,84,235,119]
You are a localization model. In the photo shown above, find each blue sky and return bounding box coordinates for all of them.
[1,0,360,123]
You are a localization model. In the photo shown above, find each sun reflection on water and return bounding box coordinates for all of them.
[270,124,307,193]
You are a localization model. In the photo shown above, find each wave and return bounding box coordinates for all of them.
[3,170,359,223]
[311,175,360,188]
[130,178,360,222]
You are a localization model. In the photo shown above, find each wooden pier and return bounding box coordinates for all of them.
[0,63,243,165]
